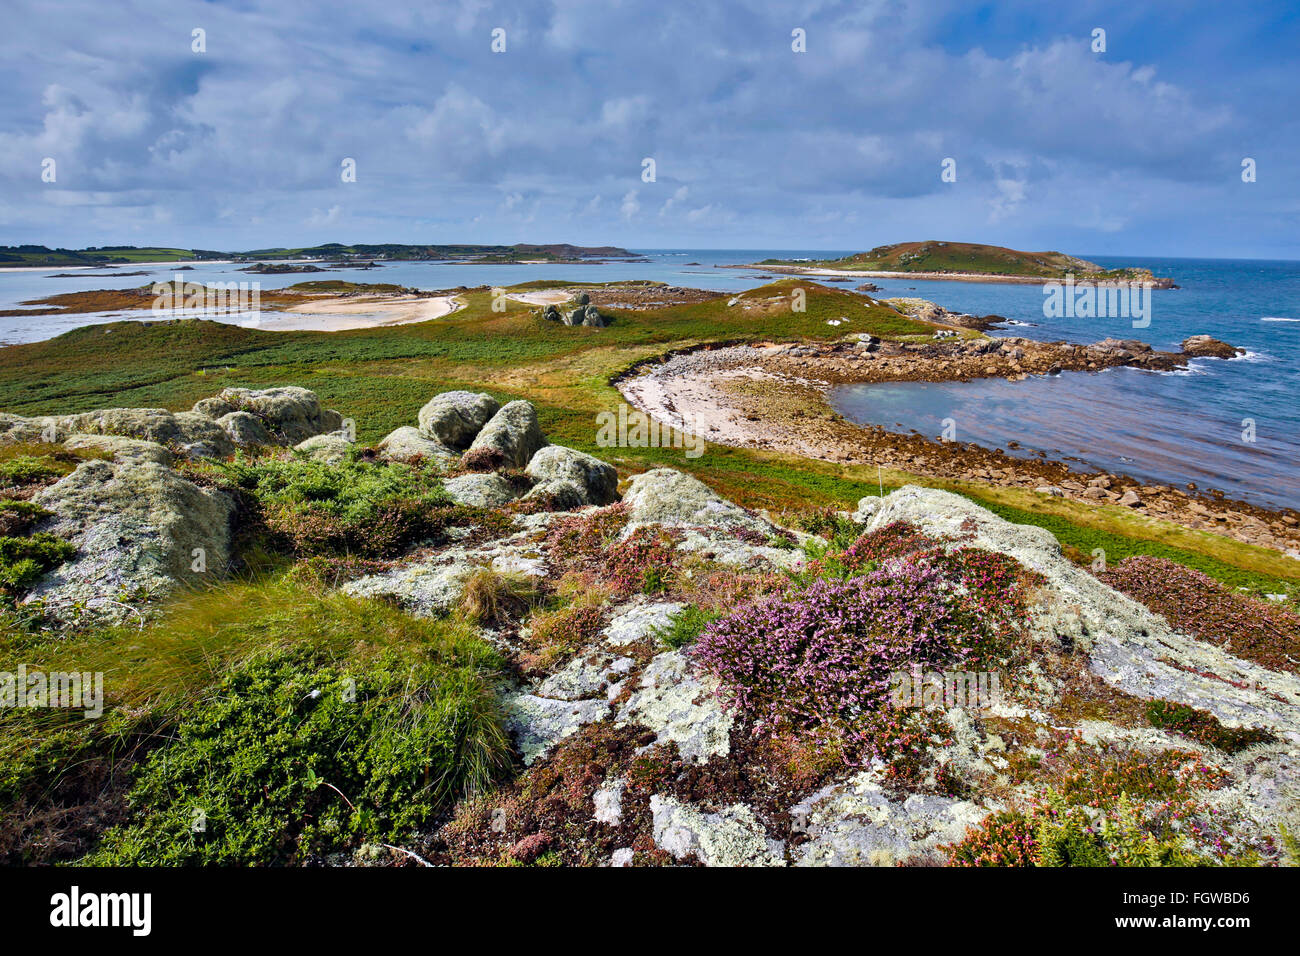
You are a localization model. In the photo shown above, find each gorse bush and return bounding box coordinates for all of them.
[86,644,510,865]
[190,452,451,557]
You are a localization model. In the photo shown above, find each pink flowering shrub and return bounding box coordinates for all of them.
[691,531,1041,766]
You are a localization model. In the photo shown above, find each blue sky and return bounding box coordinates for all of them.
[2,0,1297,258]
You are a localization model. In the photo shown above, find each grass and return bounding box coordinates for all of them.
[0,574,508,864]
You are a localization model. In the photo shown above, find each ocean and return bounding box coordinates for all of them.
[1,251,1296,509]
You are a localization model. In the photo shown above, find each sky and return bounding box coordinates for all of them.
[1,0,1298,259]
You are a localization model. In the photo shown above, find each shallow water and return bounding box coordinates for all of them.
[828,257,1300,510]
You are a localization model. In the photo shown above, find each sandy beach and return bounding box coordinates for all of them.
[617,342,1300,557]
[271,292,464,330]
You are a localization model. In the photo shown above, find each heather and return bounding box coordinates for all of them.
[691,525,1042,766]
[1098,555,1300,671]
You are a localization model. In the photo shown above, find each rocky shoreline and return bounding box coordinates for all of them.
[724,262,1180,289]
[616,337,1300,558]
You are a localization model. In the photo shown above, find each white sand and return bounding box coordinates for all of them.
[265,293,464,331]
[506,290,572,306]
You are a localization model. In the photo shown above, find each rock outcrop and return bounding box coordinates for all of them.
[463,400,546,470]
[27,455,235,622]
[417,391,500,449]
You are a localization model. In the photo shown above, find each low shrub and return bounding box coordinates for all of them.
[0,532,76,594]
[1098,555,1300,671]
[189,452,452,557]
[1145,700,1274,753]
[84,644,510,865]
[651,605,720,649]
[691,546,1032,765]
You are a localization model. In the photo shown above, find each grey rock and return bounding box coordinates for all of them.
[216,410,271,446]
[593,778,626,825]
[524,445,619,505]
[28,457,235,622]
[616,649,733,763]
[649,795,784,866]
[464,400,546,470]
[502,693,611,766]
[61,434,172,466]
[603,600,686,647]
[294,433,352,464]
[417,391,500,449]
[790,769,991,866]
[218,386,341,444]
[442,473,521,508]
[622,468,772,535]
[375,426,457,467]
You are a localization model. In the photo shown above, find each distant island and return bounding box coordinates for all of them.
[751,240,1176,287]
[0,242,637,269]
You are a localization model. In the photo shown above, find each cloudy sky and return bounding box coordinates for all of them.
[2,0,1297,258]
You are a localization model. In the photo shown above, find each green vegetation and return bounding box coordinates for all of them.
[0,533,75,594]
[651,604,721,649]
[86,643,506,865]
[185,451,452,558]
[0,576,509,864]
[762,240,1165,282]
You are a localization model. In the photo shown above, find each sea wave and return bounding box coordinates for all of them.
[1260,316,1299,322]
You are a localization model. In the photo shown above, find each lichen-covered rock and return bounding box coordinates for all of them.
[867,485,1300,740]
[649,795,784,866]
[217,386,343,445]
[442,473,521,508]
[417,391,500,449]
[294,433,352,464]
[536,652,634,702]
[622,468,772,535]
[790,769,991,866]
[616,649,733,763]
[502,693,611,765]
[593,778,626,825]
[342,538,547,617]
[524,445,619,506]
[61,434,172,466]
[216,410,271,446]
[375,426,457,466]
[343,561,476,618]
[603,600,686,647]
[463,401,546,470]
[60,408,235,458]
[27,457,235,622]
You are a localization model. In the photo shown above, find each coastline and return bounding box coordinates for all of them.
[616,340,1300,558]
[725,262,1178,288]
